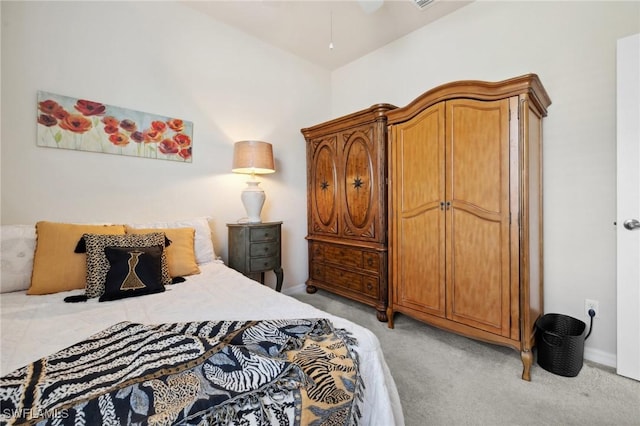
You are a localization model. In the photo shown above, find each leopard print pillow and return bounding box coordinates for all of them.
[82,232,171,298]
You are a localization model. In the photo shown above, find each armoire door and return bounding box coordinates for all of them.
[341,124,379,241]
[390,102,446,318]
[390,98,512,335]
[445,98,511,337]
[387,74,550,380]
[309,136,339,236]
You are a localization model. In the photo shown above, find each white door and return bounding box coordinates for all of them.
[616,33,640,381]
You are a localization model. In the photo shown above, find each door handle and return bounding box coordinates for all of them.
[623,219,640,230]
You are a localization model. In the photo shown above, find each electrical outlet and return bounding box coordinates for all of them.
[585,299,600,318]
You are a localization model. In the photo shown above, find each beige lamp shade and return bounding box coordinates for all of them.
[232,140,275,175]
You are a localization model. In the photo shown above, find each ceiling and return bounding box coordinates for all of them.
[183,0,472,70]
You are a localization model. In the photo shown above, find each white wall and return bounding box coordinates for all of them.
[0,1,332,291]
[331,1,640,365]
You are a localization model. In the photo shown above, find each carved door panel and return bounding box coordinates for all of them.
[445,98,511,337]
[341,124,379,241]
[390,103,446,317]
[309,136,339,236]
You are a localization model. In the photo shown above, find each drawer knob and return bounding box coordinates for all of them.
[263,247,269,252]
[367,258,374,266]
[367,283,373,290]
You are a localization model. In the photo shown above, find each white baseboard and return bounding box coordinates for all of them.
[584,347,616,368]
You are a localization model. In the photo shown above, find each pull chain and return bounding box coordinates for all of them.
[329,11,334,50]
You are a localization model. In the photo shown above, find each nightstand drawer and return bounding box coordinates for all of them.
[250,227,279,242]
[250,242,279,257]
[250,256,279,272]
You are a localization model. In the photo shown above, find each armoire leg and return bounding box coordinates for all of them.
[376,309,388,322]
[306,285,317,294]
[521,350,533,381]
[387,308,395,329]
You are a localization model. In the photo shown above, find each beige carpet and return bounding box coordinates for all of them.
[291,289,640,426]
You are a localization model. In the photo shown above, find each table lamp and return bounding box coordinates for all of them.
[232,140,275,223]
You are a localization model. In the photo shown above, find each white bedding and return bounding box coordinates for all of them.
[0,261,403,425]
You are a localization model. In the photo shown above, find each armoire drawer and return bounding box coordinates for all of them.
[311,263,363,292]
[362,276,379,298]
[314,244,362,268]
[311,262,380,298]
[362,252,380,272]
[311,242,381,273]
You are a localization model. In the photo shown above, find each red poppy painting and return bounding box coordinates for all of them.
[36,91,194,162]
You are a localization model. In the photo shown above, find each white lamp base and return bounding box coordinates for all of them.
[241,180,266,223]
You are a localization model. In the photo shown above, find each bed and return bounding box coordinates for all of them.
[0,219,403,425]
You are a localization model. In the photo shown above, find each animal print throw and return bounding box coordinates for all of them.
[0,319,362,425]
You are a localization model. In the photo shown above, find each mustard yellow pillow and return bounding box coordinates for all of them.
[28,221,126,295]
[125,226,200,277]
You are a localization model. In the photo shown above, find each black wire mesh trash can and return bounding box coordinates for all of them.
[535,313,588,377]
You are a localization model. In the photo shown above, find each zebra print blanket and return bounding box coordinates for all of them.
[0,319,362,426]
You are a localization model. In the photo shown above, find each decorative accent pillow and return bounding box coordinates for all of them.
[0,225,36,293]
[125,226,200,277]
[99,245,165,302]
[28,221,126,295]
[125,217,215,264]
[80,232,171,298]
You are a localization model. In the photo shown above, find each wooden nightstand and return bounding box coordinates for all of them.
[227,221,283,292]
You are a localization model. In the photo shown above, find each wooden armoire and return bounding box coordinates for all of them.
[301,104,396,321]
[386,74,551,380]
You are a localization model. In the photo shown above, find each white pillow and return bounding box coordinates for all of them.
[125,217,215,264]
[0,225,37,293]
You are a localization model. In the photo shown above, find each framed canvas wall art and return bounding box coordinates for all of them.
[36,91,193,162]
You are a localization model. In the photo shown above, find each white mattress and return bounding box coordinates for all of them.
[0,261,404,425]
